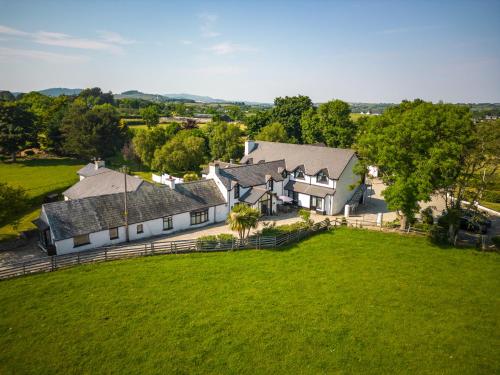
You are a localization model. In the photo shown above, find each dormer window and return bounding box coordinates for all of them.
[294,168,305,180]
[317,170,328,184]
[281,170,288,178]
[234,184,240,199]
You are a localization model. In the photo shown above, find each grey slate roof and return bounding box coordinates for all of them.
[77,163,113,177]
[239,187,268,204]
[43,179,226,241]
[284,180,335,198]
[201,160,240,175]
[240,141,356,179]
[217,160,286,189]
[64,170,144,200]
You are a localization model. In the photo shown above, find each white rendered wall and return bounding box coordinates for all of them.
[53,204,227,254]
[330,155,360,214]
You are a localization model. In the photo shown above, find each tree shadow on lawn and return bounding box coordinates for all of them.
[2,158,85,168]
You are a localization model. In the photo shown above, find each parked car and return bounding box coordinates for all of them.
[459,216,487,234]
[462,210,492,228]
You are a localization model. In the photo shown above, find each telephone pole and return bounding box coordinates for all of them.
[122,165,130,242]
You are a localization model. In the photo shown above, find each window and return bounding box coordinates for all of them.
[73,234,90,247]
[137,224,144,234]
[267,178,273,191]
[234,184,240,199]
[281,170,288,178]
[294,169,304,179]
[191,209,209,225]
[109,227,119,240]
[317,170,328,184]
[163,216,173,230]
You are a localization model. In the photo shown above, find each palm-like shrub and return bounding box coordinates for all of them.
[227,204,260,240]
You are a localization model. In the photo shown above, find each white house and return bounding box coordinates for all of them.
[238,140,364,215]
[34,179,227,255]
[34,141,365,255]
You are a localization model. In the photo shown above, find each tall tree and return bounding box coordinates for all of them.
[152,130,207,173]
[61,100,127,159]
[78,87,114,107]
[301,99,356,147]
[255,122,289,143]
[245,109,272,137]
[139,105,160,128]
[133,125,175,167]
[356,100,474,228]
[207,122,243,161]
[0,102,36,161]
[0,91,16,102]
[272,95,313,142]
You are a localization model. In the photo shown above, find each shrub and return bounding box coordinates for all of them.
[216,233,236,242]
[0,182,29,225]
[261,221,309,236]
[421,207,434,225]
[183,172,199,182]
[492,236,500,250]
[429,225,449,245]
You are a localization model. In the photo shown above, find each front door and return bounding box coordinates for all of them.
[310,196,317,210]
[261,202,268,215]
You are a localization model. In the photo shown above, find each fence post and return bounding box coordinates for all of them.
[105,249,108,261]
[151,242,155,255]
[23,262,26,275]
[77,253,80,264]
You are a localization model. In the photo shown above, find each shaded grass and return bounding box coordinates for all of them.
[0,158,84,240]
[0,229,498,374]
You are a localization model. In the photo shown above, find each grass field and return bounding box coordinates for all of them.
[1,229,498,374]
[0,158,84,241]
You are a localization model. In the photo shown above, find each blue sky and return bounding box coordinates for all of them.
[0,0,499,103]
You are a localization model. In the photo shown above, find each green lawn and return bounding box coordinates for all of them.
[1,229,498,374]
[0,158,84,241]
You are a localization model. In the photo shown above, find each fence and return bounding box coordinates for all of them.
[0,220,331,281]
[332,217,428,236]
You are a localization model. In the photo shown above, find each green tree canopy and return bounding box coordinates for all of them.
[255,122,289,143]
[0,91,16,102]
[245,109,272,137]
[139,105,160,128]
[61,100,127,160]
[356,99,474,227]
[272,95,313,142]
[133,126,174,168]
[152,130,207,173]
[207,122,243,161]
[301,99,356,147]
[0,101,36,161]
[0,182,28,225]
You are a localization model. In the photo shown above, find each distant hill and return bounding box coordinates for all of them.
[38,88,82,97]
[163,93,232,104]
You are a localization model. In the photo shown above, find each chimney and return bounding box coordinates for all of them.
[165,177,176,189]
[94,158,105,170]
[209,163,220,175]
[244,140,255,155]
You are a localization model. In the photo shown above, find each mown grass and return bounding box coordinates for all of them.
[1,229,498,374]
[0,158,84,240]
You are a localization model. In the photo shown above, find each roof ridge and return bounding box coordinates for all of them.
[223,159,286,170]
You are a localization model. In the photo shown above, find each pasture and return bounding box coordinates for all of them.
[1,229,498,374]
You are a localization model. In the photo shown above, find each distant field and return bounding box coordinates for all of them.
[350,113,367,121]
[0,158,84,241]
[1,229,498,374]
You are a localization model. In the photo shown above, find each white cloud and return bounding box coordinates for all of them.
[199,13,220,38]
[180,39,193,45]
[0,24,134,54]
[98,31,136,45]
[0,46,88,63]
[205,42,256,55]
[0,25,28,36]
